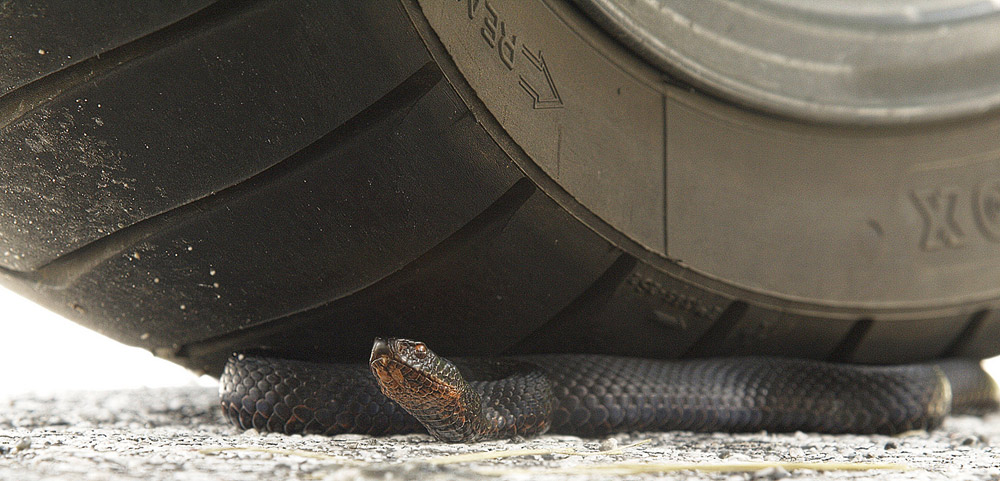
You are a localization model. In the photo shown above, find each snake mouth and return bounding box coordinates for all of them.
[368,337,423,387]
[369,337,402,385]
[370,337,392,365]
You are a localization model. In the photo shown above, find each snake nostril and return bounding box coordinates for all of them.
[370,338,392,364]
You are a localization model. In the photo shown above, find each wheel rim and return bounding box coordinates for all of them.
[571,0,1000,123]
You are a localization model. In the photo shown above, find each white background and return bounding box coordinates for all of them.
[1,285,997,396]
[0,286,216,395]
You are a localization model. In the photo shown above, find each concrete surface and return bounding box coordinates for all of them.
[1,386,999,480]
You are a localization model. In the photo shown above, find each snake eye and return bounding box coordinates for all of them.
[412,343,428,358]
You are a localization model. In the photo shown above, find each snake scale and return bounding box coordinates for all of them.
[219,337,998,442]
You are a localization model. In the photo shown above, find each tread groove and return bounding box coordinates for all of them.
[827,318,874,362]
[503,253,636,355]
[941,310,989,358]
[0,0,267,131]
[175,177,539,369]
[3,60,444,286]
[681,301,748,358]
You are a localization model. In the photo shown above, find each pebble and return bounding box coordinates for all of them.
[884,441,898,449]
[723,452,752,462]
[600,438,619,451]
[752,466,790,480]
[14,437,31,452]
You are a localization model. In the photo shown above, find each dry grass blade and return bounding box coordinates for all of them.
[424,439,652,464]
[473,461,912,476]
[198,446,357,463]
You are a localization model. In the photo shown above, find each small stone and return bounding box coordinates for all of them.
[14,437,31,452]
[884,441,898,450]
[959,436,978,446]
[753,466,790,480]
[600,438,619,451]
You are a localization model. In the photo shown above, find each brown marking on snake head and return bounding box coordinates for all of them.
[370,345,458,407]
[367,337,488,441]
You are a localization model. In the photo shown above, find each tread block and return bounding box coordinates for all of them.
[178,181,621,375]
[0,0,211,96]
[15,77,522,351]
[0,0,429,270]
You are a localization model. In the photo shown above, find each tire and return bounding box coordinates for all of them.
[1,0,999,376]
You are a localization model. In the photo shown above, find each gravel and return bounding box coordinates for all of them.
[1,386,999,480]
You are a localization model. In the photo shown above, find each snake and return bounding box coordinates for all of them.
[218,337,999,442]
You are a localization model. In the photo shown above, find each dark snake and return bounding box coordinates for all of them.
[219,337,999,442]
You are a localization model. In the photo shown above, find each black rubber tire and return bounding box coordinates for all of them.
[2,0,999,376]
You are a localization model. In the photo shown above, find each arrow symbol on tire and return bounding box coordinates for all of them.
[518,47,563,109]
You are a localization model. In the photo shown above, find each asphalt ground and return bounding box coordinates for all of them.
[2,385,999,481]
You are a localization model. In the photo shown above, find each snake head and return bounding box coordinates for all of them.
[370,338,438,371]
[368,337,466,397]
[369,337,484,441]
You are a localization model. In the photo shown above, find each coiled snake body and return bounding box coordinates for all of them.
[219,338,998,442]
